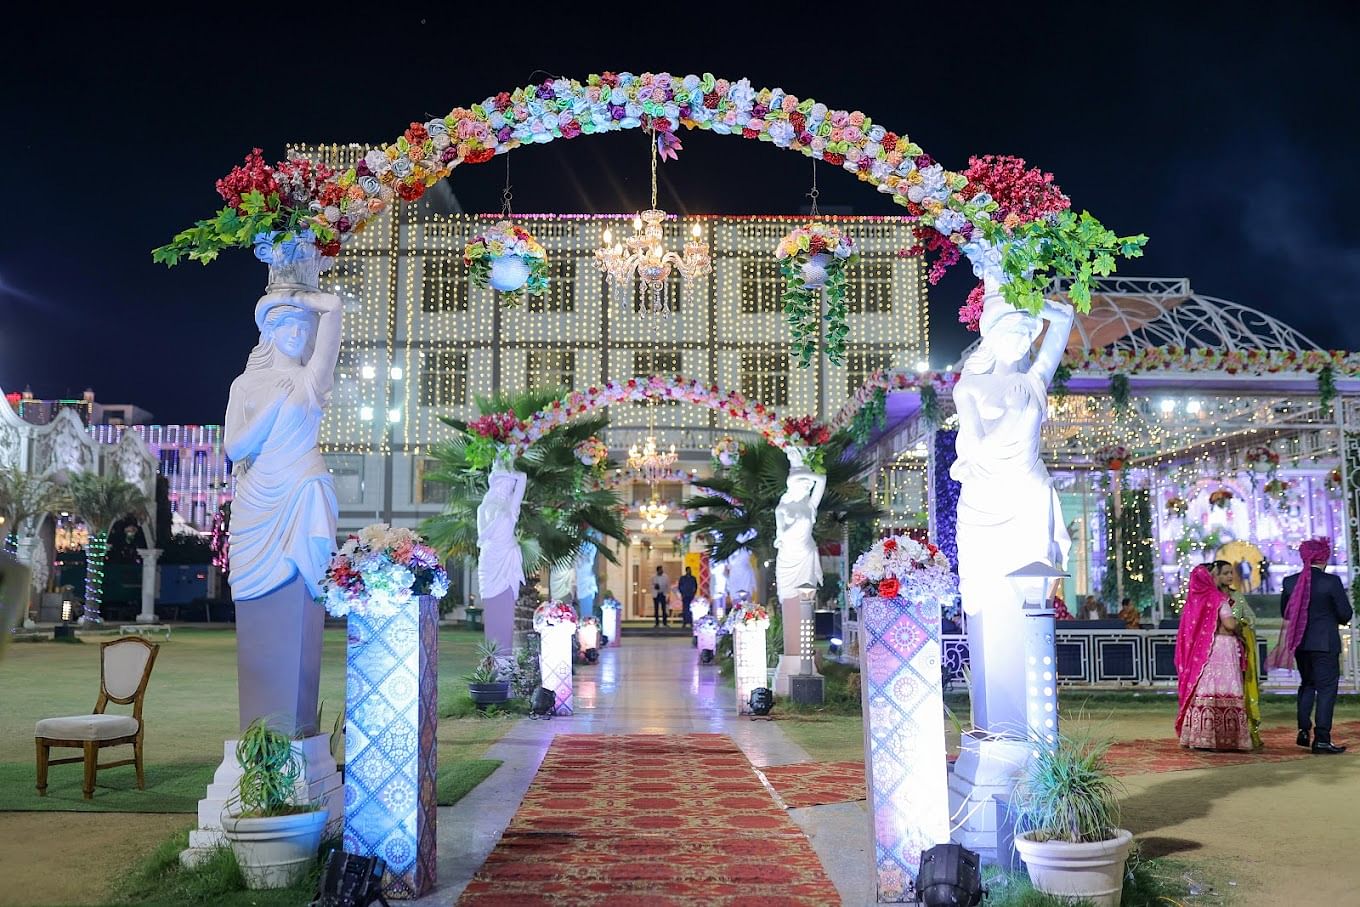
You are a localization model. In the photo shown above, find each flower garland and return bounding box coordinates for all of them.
[1062,346,1360,378]
[1263,478,1291,501]
[1209,489,1234,510]
[1165,496,1188,518]
[155,73,1145,347]
[1095,445,1128,471]
[711,436,742,468]
[850,534,957,608]
[463,220,550,302]
[774,223,859,365]
[533,599,578,632]
[831,369,959,437]
[318,523,449,619]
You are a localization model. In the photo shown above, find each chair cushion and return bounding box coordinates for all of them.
[36,714,140,741]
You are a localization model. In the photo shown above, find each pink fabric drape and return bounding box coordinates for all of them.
[1175,565,1227,735]
[1274,538,1331,665]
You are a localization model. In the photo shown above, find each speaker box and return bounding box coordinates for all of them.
[789,673,824,705]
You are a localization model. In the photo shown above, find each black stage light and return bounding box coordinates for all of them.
[700,648,714,664]
[915,842,984,906]
[748,686,774,718]
[529,686,556,719]
[583,647,599,664]
[311,850,391,907]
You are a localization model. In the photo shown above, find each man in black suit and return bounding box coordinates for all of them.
[1280,538,1354,754]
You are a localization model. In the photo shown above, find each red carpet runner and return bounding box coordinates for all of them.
[759,721,1360,810]
[458,734,839,905]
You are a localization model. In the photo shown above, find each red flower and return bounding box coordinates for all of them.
[703,91,721,109]
[882,131,898,148]
[494,91,512,111]
[878,577,900,598]
[822,152,845,167]
[396,181,426,201]
[404,123,429,146]
[927,543,939,556]
[465,148,495,165]
[319,238,341,257]
[883,539,897,552]
[789,112,806,132]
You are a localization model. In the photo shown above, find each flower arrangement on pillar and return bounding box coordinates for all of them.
[711,436,742,468]
[533,600,578,715]
[852,534,957,901]
[464,220,550,301]
[774,223,858,366]
[465,412,523,470]
[575,436,609,469]
[318,523,448,899]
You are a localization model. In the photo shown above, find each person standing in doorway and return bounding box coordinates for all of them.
[678,567,698,628]
[1279,538,1353,754]
[651,566,671,628]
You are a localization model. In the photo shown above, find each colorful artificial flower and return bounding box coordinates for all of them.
[575,436,609,468]
[463,220,550,302]
[533,599,578,632]
[317,523,449,618]
[711,436,742,467]
[1244,445,1279,472]
[773,223,859,366]
[850,534,957,610]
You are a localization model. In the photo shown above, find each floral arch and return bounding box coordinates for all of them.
[156,71,1145,328]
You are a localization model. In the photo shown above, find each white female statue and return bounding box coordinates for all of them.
[774,446,827,691]
[476,461,526,651]
[950,270,1073,733]
[223,281,341,736]
[574,537,599,622]
[724,528,758,607]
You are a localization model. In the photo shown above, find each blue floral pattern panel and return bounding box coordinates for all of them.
[344,595,438,898]
[859,594,950,902]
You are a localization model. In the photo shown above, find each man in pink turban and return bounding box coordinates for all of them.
[1279,538,1353,754]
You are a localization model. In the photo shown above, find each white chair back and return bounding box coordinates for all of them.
[104,639,154,701]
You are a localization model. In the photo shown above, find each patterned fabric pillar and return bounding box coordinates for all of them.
[539,626,575,715]
[733,619,769,714]
[931,429,961,574]
[344,595,438,899]
[700,550,711,598]
[860,594,949,902]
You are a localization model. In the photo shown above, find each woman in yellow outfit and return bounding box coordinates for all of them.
[1212,560,1263,749]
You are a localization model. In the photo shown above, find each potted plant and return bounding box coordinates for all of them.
[220,719,329,890]
[1011,733,1134,907]
[467,639,510,707]
[463,220,550,301]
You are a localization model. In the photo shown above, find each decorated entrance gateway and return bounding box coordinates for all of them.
[155,71,1145,901]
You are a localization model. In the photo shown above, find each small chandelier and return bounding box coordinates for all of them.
[626,434,677,484]
[639,496,670,530]
[595,128,710,313]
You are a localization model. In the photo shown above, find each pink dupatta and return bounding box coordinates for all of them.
[1269,538,1331,668]
[1175,565,1227,734]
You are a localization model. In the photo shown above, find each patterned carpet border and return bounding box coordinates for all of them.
[458,733,838,906]
[759,721,1360,810]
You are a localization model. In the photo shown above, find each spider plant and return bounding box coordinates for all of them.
[1011,732,1124,844]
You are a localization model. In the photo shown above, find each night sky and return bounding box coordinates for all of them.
[2,4,1356,423]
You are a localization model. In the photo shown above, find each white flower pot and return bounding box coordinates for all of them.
[1014,828,1134,907]
[489,254,530,292]
[799,252,833,289]
[222,809,329,890]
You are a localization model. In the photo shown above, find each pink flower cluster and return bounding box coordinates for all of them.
[468,411,522,442]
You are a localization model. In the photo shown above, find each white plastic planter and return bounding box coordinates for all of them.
[799,252,833,289]
[222,810,329,890]
[1015,829,1134,907]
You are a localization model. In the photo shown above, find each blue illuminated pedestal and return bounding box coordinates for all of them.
[344,595,437,898]
[860,594,950,902]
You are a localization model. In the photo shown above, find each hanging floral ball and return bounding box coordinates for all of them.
[464,220,550,302]
[711,436,742,467]
[489,254,530,291]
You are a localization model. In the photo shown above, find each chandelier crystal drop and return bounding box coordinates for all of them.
[625,434,678,484]
[594,129,711,313]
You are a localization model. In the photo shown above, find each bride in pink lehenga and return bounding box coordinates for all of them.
[1175,564,1252,751]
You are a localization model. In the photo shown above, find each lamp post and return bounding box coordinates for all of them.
[789,581,824,705]
[1007,561,1068,751]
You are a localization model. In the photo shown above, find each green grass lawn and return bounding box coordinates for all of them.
[0,626,514,811]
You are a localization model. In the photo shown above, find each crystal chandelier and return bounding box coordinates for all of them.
[625,434,678,484]
[639,496,670,530]
[595,129,711,312]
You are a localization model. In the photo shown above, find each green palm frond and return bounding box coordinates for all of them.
[66,473,151,534]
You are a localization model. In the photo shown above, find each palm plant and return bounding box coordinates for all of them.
[421,388,627,578]
[684,434,882,569]
[65,472,150,623]
[0,465,69,554]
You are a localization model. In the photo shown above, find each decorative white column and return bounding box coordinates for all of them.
[136,548,162,624]
[732,607,770,714]
[601,598,621,647]
[535,601,577,716]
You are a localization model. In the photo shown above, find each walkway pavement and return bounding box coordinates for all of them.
[416,636,872,905]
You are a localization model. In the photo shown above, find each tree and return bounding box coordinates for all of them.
[0,465,69,554]
[66,473,150,623]
[421,388,627,580]
[684,435,883,596]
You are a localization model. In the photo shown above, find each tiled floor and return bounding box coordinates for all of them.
[416,636,872,905]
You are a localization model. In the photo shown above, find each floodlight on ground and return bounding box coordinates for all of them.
[748,686,774,718]
[528,687,555,719]
[916,842,984,906]
[311,849,391,907]
[828,636,842,657]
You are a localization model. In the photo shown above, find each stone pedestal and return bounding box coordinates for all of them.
[947,735,1033,865]
[483,588,516,655]
[136,548,162,624]
[185,734,342,856]
[235,577,324,737]
[345,595,438,898]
